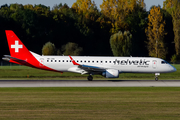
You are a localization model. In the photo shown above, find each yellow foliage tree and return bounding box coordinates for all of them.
[171,0,180,55]
[163,0,174,9]
[72,0,96,14]
[42,42,56,55]
[10,4,23,11]
[72,0,98,21]
[163,0,180,57]
[100,0,145,34]
[145,6,167,59]
[24,4,34,10]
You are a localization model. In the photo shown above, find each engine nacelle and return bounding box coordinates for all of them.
[102,69,119,78]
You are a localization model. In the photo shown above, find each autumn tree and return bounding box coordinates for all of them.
[100,0,145,33]
[33,4,50,17]
[110,31,132,56]
[61,42,83,56]
[72,0,96,14]
[125,3,148,56]
[163,0,174,10]
[24,4,34,10]
[171,0,180,57]
[10,3,24,11]
[145,6,167,59]
[42,42,56,55]
[72,0,99,34]
[163,0,180,60]
[161,9,175,60]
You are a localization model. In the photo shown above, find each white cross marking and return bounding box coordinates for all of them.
[11,41,23,53]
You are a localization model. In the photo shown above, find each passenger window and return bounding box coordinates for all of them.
[47,60,49,62]
[62,60,64,62]
[66,60,68,62]
[88,61,90,63]
[77,60,79,62]
[84,61,86,63]
[59,60,61,62]
[92,61,94,63]
[81,61,82,62]
[105,61,107,63]
[51,60,53,62]
[55,60,57,62]
[97,61,98,63]
[109,61,111,63]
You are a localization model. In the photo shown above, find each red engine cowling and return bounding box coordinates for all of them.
[102,69,119,78]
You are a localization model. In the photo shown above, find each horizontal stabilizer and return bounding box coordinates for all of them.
[2,55,29,66]
[3,55,26,62]
[2,57,10,62]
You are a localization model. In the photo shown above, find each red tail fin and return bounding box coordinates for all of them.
[4,30,63,73]
[5,30,32,60]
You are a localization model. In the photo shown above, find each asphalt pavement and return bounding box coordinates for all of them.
[0,80,179,87]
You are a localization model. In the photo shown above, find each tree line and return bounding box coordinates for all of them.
[0,0,179,62]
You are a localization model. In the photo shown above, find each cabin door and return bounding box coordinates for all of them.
[152,60,157,69]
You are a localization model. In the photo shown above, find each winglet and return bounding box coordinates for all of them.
[69,55,80,65]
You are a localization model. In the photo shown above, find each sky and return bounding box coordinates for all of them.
[0,0,164,11]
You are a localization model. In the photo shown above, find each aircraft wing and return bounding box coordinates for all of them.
[69,56,106,72]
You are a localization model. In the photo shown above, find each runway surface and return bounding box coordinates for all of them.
[0,80,179,87]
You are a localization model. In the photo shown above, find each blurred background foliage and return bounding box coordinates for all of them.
[0,0,179,62]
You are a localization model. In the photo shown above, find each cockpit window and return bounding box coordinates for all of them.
[161,61,167,64]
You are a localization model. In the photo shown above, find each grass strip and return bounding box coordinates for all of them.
[0,87,179,120]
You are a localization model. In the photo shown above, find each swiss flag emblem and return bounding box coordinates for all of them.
[11,41,23,53]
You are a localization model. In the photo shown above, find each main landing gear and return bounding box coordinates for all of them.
[87,75,93,81]
[155,73,160,81]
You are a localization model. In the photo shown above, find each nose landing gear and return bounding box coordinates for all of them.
[155,73,160,81]
[155,76,158,81]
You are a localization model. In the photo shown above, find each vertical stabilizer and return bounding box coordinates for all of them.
[5,30,32,60]
[4,30,62,73]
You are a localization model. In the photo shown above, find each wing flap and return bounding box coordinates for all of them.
[78,65,106,72]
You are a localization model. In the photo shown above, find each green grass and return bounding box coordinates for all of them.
[0,64,179,80]
[0,87,179,120]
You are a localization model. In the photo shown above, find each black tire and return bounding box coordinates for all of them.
[87,75,93,81]
[155,77,158,81]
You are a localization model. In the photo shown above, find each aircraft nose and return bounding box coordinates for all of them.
[170,65,176,72]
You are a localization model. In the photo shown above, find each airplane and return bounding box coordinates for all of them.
[2,30,176,81]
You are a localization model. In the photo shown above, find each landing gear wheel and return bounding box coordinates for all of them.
[87,75,93,81]
[155,73,160,81]
[155,76,158,81]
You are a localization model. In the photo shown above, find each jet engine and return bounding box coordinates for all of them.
[102,69,119,78]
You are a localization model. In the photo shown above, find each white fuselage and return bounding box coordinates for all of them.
[35,56,176,74]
